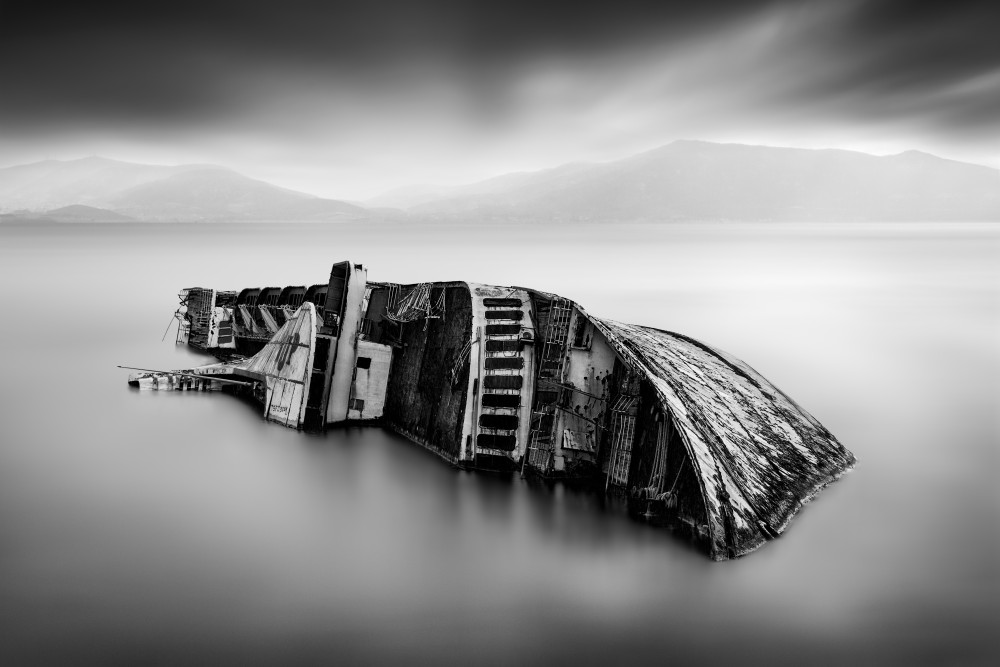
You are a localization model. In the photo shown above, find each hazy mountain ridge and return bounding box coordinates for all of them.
[0,157,208,212]
[41,204,136,222]
[109,168,366,222]
[402,141,1000,222]
[0,157,368,222]
[364,161,595,209]
[2,142,997,222]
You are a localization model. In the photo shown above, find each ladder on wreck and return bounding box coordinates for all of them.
[476,296,528,459]
[522,297,572,475]
[605,394,639,491]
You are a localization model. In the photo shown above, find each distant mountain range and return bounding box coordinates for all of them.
[376,141,1000,222]
[2,142,997,222]
[0,156,367,222]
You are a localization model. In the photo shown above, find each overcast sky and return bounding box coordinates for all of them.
[1,0,997,200]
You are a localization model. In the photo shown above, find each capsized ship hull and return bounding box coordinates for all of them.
[130,260,855,559]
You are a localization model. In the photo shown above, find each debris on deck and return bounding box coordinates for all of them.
[126,260,855,559]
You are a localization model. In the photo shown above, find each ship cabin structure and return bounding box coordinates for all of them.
[146,260,854,560]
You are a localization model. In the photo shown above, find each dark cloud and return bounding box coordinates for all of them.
[1,1,776,62]
[818,0,998,94]
[0,0,996,194]
[1,0,996,125]
[0,1,780,126]
[754,0,1000,134]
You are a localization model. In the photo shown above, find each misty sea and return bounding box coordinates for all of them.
[0,221,996,666]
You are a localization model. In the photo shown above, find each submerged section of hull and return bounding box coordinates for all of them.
[135,259,855,560]
[589,318,856,559]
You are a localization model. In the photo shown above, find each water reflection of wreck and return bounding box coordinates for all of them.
[129,260,855,560]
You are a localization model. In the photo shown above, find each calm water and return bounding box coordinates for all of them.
[0,221,996,666]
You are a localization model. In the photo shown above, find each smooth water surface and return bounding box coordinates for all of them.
[0,221,996,665]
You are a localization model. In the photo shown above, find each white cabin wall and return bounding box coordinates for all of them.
[347,340,393,420]
[208,306,236,349]
[326,264,368,423]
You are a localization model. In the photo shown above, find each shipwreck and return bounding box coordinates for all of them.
[126,260,855,559]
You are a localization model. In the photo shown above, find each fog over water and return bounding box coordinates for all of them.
[0,221,996,665]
